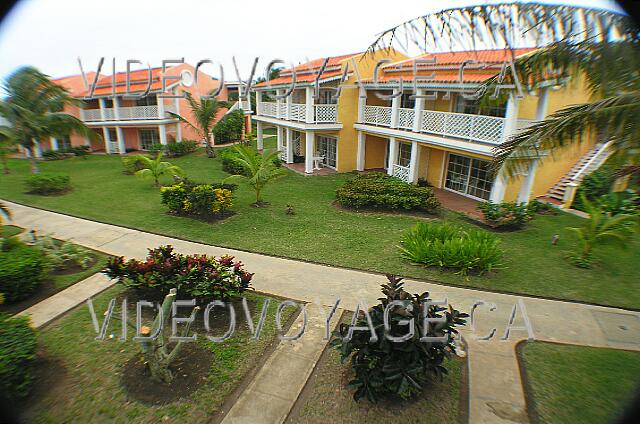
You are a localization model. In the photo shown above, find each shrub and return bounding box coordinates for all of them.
[25,173,71,195]
[164,140,198,157]
[336,172,440,213]
[571,166,615,211]
[0,241,47,302]
[33,235,94,271]
[213,109,244,144]
[0,313,38,398]
[477,201,533,229]
[596,191,640,216]
[103,245,253,300]
[63,145,91,156]
[399,222,502,274]
[42,150,72,161]
[160,179,235,217]
[122,155,151,175]
[331,275,467,402]
[220,147,281,176]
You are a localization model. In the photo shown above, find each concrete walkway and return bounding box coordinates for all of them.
[4,200,640,423]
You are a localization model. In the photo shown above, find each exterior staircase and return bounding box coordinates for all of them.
[541,140,614,207]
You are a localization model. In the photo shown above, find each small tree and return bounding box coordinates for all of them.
[225,146,286,206]
[567,196,639,267]
[0,125,17,174]
[138,288,199,383]
[135,153,185,187]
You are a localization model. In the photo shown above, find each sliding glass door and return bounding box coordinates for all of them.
[444,153,493,200]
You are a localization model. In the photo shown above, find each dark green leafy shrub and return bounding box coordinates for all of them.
[103,245,253,301]
[62,145,91,156]
[399,222,502,274]
[25,174,71,195]
[122,155,151,175]
[0,313,37,398]
[596,191,640,216]
[213,109,244,144]
[33,235,94,271]
[572,166,615,211]
[331,275,467,402]
[0,241,47,302]
[160,179,235,217]
[477,201,533,229]
[336,172,440,213]
[163,140,199,157]
[42,150,72,161]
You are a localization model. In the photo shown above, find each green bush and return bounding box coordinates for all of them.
[220,147,282,176]
[477,201,533,229]
[572,166,615,211]
[336,172,440,213]
[0,241,47,302]
[213,109,244,144]
[399,222,502,274]
[33,235,94,271]
[122,155,151,175]
[160,179,235,217]
[61,145,91,156]
[164,140,198,157]
[0,313,38,398]
[42,150,72,161]
[25,174,71,195]
[103,245,253,301]
[331,275,467,402]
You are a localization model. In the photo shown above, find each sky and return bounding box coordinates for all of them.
[0,0,625,83]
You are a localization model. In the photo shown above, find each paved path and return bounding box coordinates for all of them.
[5,200,640,423]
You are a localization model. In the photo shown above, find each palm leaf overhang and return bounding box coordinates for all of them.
[366,3,639,177]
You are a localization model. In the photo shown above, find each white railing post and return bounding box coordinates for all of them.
[305,130,314,173]
[305,87,314,123]
[285,128,293,163]
[98,98,106,121]
[113,97,120,121]
[157,94,165,119]
[286,93,292,120]
[408,141,420,183]
[387,137,397,175]
[276,90,283,119]
[412,89,425,132]
[356,131,365,171]
[390,95,400,128]
[358,87,366,122]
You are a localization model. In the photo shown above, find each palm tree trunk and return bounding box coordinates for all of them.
[29,147,39,174]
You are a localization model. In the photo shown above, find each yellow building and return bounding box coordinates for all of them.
[252,49,612,206]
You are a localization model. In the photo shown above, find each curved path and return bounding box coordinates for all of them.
[5,200,639,424]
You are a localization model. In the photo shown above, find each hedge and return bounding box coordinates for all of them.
[0,313,38,398]
[0,241,47,302]
[25,174,71,195]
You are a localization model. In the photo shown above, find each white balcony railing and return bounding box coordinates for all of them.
[256,101,338,123]
[391,164,411,183]
[363,105,392,127]
[397,108,415,130]
[81,104,177,122]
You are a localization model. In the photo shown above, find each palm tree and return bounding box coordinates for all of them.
[567,196,638,267]
[134,153,185,187]
[366,4,638,177]
[167,91,229,158]
[0,125,17,174]
[224,146,287,206]
[0,67,100,174]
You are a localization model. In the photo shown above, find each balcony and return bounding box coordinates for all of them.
[362,105,506,145]
[80,104,177,122]
[256,101,338,124]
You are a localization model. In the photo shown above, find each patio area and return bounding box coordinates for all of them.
[284,162,337,176]
[433,188,482,218]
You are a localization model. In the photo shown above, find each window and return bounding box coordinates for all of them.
[108,128,117,141]
[445,153,493,200]
[454,95,506,117]
[401,93,415,109]
[103,99,114,108]
[135,95,158,107]
[316,136,337,168]
[318,90,337,105]
[397,142,411,167]
[139,128,160,150]
[58,136,71,150]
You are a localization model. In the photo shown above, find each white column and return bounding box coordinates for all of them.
[159,124,167,145]
[157,94,165,118]
[276,89,283,119]
[517,88,548,203]
[113,96,120,120]
[387,137,397,175]
[408,141,420,183]
[285,128,293,164]
[276,126,284,154]
[116,126,125,154]
[390,94,400,128]
[32,139,42,158]
[50,137,59,151]
[356,131,365,171]
[412,89,425,132]
[304,130,314,174]
[490,171,507,203]
[98,98,106,121]
[255,91,263,116]
[357,87,366,122]
[305,86,314,123]
[285,93,292,120]
[102,127,112,154]
[502,93,521,142]
[256,121,264,150]
[176,122,182,143]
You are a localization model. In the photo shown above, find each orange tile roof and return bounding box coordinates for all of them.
[255,52,361,88]
[52,73,95,97]
[385,48,537,69]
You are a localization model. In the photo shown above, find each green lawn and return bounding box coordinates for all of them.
[1,149,638,309]
[521,342,640,423]
[1,225,23,238]
[18,287,295,422]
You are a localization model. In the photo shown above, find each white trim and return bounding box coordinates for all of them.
[252,115,342,131]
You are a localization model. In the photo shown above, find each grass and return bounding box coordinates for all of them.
[290,345,464,423]
[21,287,295,422]
[0,148,638,309]
[520,341,640,424]
[1,224,23,238]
